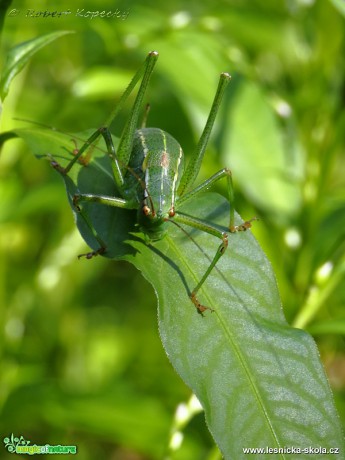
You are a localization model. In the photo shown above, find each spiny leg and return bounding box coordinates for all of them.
[51,126,134,188]
[171,212,229,314]
[76,207,107,259]
[115,51,158,174]
[173,167,257,313]
[51,51,159,186]
[73,193,134,210]
[141,103,151,128]
[177,72,231,197]
[176,167,257,235]
[51,128,105,175]
[104,51,158,129]
[73,193,136,259]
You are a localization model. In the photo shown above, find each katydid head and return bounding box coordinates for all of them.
[137,208,168,241]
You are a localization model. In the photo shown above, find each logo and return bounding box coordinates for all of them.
[3,434,77,455]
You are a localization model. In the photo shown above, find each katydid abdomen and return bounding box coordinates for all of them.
[130,127,184,240]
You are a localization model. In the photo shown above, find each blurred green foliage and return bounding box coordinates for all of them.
[0,0,344,458]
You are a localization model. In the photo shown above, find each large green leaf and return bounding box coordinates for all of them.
[6,126,345,458]
[222,80,304,218]
[0,31,73,101]
[129,196,344,458]
[330,0,345,17]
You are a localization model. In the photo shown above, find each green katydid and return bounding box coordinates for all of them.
[51,51,255,314]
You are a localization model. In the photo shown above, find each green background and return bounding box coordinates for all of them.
[0,0,344,458]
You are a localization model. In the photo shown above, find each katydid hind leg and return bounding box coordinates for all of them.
[177,72,231,197]
[115,51,158,174]
[51,51,158,181]
[101,51,158,186]
[141,103,151,128]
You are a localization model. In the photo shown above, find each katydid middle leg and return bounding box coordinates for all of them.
[176,168,257,233]
[72,188,137,259]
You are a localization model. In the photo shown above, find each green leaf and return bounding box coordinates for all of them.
[0,30,73,101]
[1,381,170,458]
[72,67,135,99]
[0,0,12,39]
[128,195,344,458]
[9,126,345,457]
[0,130,17,147]
[222,80,304,218]
[330,0,345,17]
[308,319,345,336]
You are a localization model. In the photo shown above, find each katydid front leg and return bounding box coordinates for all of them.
[171,212,228,314]
[172,211,256,315]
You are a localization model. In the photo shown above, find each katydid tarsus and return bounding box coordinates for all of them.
[52,51,255,314]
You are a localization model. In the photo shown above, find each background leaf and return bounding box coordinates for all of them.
[0,0,12,40]
[330,0,345,17]
[0,30,73,100]
[221,80,303,218]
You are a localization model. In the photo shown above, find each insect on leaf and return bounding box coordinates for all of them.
[7,44,345,456]
[10,125,345,458]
